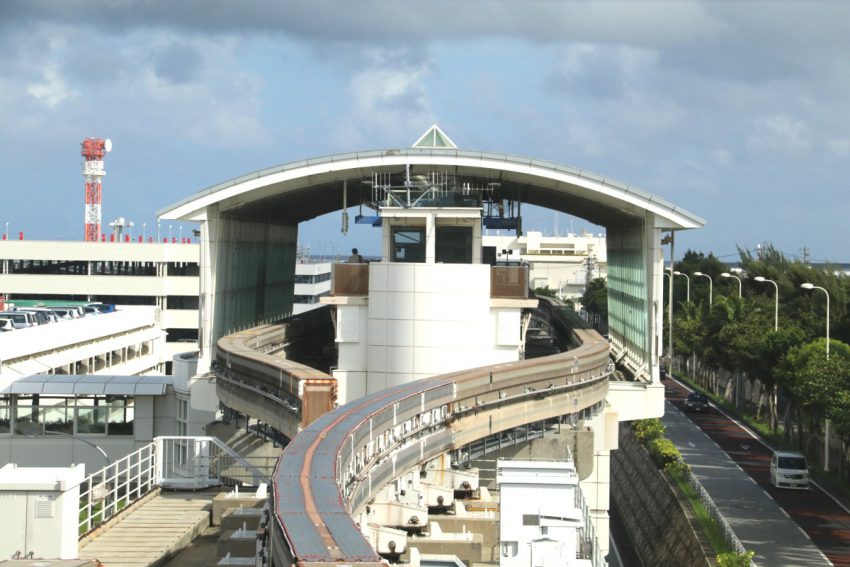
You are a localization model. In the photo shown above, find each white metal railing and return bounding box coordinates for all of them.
[577,483,606,567]
[686,467,755,565]
[78,442,157,537]
[77,436,274,539]
[155,436,272,490]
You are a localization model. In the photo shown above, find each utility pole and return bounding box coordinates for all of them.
[585,254,597,286]
[801,246,811,265]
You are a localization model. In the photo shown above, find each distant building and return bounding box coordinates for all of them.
[0,239,200,364]
[0,240,337,362]
[483,231,606,300]
[293,260,332,314]
[0,306,166,378]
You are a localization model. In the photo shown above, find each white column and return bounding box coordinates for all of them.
[647,216,665,383]
[196,208,217,374]
[425,213,436,263]
[581,410,614,557]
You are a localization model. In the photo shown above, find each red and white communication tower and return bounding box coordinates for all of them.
[81,137,112,242]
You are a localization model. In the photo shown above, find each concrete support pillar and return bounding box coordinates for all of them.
[197,208,218,373]
[647,213,666,384]
[580,410,614,557]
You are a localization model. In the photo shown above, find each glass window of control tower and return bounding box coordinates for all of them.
[435,226,472,264]
[392,227,425,262]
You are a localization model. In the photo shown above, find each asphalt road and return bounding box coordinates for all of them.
[665,378,850,566]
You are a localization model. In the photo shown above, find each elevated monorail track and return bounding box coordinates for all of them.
[214,313,612,567]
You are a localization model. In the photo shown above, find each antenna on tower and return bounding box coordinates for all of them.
[81,137,112,242]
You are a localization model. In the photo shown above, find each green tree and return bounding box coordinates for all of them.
[580,277,607,318]
[783,339,850,468]
[533,286,558,299]
[785,340,850,417]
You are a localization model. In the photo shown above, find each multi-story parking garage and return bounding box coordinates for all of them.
[159,126,704,564]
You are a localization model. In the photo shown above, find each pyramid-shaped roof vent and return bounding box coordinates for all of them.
[412,124,457,149]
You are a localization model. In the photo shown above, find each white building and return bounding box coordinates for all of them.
[497,459,590,567]
[0,306,217,471]
[293,260,332,314]
[0,240,333,349]
[0,239,200,363]
[483,231,607,300]
[0,306,167,378]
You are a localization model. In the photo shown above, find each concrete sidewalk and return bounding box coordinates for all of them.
[662,399,830,567]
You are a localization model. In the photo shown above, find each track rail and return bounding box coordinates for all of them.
[216,315,611,567]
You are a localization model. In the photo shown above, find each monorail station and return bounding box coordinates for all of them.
[0,127,702,566]
[154,126,703,566]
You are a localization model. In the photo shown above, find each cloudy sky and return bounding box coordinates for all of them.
[1,1,848,262]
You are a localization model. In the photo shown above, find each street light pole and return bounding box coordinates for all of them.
[673,271,690,303]
[801,282,831,471]
[720,272,742,298]
[754,276,779,330]
[800,283,830,359]
[694,272,713,305]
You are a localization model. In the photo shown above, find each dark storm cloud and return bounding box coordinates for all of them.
[1,0,720,44]
[152,42,204,84]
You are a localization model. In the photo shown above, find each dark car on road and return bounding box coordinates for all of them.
[684,392,709,412]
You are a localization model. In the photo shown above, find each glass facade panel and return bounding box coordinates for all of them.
[77,407,106,434]
[392,227,426,262]
[15,402,42,435]
[435,226,472,264]
[42,402,74,434]
[2,395,141,436]
[607,219,649,371]
[0,406,9,434]
[107,398,134,436]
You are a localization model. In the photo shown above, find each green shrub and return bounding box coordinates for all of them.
[664,458,689,479]
[716,550,755,566]
[647,437,681,468]
[633,418,665,444]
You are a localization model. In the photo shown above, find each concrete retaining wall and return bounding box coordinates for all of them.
[610,425,711,567]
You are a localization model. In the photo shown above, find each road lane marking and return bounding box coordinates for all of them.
[669,376,850,517]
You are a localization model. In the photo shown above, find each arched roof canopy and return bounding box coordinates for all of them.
[158,148,705,230]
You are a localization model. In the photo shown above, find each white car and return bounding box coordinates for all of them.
[770,450,810,489]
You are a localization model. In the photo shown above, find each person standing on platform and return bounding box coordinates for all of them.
[348,248,365,263]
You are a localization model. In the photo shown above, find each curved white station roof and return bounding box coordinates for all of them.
[159,127,704,231]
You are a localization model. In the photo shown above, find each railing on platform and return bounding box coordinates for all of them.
[577,482,606,567]
[491,265,528,299]
[156,436,271,489]
[77,436,274,539]
[332,263,369,296]
[78,443,157,537]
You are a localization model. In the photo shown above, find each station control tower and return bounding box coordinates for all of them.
[324,127,537,404]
